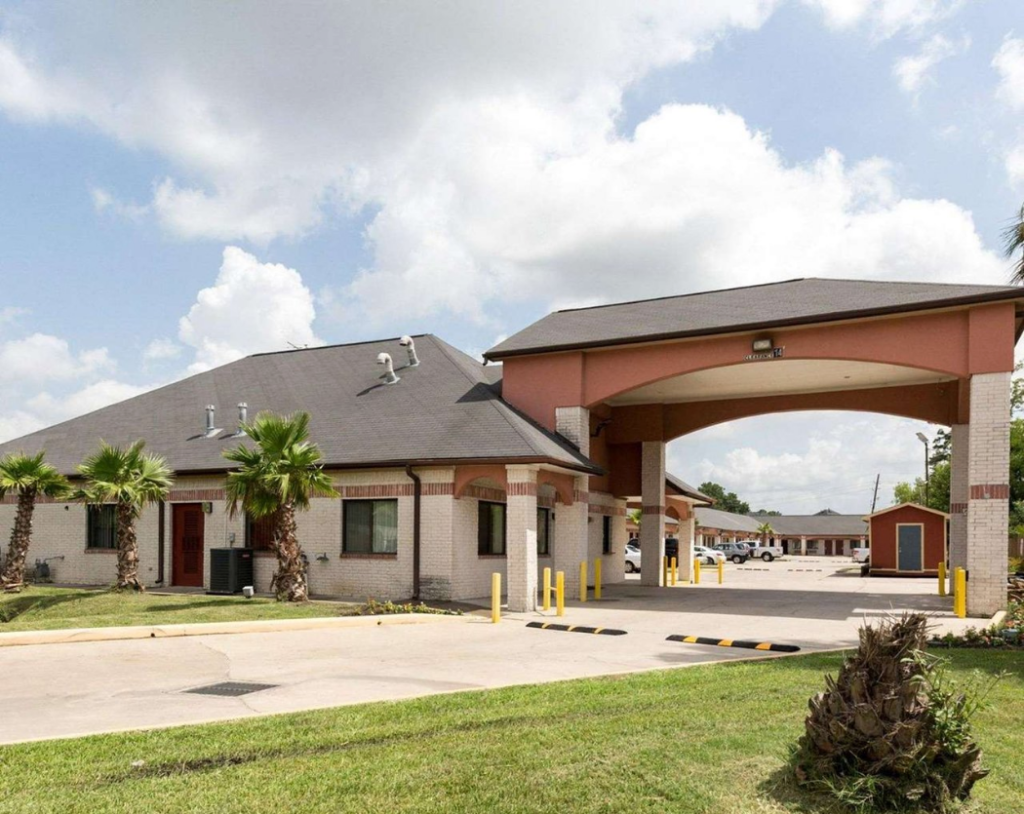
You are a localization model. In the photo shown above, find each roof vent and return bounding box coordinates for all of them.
[377,352,400,385]
[204,405,221,438]
[398,335,419,367]
[234,402,248,436]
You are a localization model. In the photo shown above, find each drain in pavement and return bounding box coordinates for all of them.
[185,681,278,697]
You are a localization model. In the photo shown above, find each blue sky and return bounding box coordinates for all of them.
[0,1,1022,512]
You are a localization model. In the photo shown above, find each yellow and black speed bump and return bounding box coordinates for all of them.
[666,634,800,653]
[527,621,627,636]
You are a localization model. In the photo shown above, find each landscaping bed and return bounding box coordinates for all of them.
[930,601,1024,649]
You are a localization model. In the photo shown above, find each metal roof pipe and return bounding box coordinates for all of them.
[405,464,421,601]
[399,335,419,367]
[377,352,400,384]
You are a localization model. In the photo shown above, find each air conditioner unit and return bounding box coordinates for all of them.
[208,548,254,595]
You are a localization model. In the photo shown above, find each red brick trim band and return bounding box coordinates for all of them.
[949,502,968,514]
[168,489,225,501]
[969,484,1010,500]
[0,495,70,505]
[462,485,507,502]
[507,482,538,497]
[641,504,666,516]
[574,489,590,503]
[423,483,454,496]
[343,484,414,498]
[588,503,626,517]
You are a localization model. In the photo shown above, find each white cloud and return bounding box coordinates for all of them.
[91,187,149,223]
[142,338,182,362]
[0,306,28,328]
[893,34,968,96]
[1007,144,1024,188]
[178,246,320,372]
[804,0,962,37]
[26,380,151,426]
[0,333,113,384]
[993,36,1024,110]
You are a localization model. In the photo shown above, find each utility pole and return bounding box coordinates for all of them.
[916,432,930,505]
[870,473,880,514]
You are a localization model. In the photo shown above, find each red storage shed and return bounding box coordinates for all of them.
[863,503,948,577]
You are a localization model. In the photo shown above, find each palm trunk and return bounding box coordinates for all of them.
[270,501,307,601]
[115,501,144,591]
[1,487,37,592]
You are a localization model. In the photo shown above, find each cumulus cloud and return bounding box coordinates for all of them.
[993,36,1024,187]
[0,334,112,384]
[142,338,182,362]
[893,34,968,96]
[804,0,963,38]
[91,187,149,223]
[178,246,320,372]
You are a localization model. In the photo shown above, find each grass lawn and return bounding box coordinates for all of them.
[0,586,358,631]
[0,649,1020,813]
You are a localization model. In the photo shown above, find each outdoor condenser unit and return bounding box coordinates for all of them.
[208,548,254,595]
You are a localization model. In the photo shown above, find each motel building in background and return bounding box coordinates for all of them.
[1,278,1020,616]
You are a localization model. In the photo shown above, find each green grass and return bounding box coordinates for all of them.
[0,650,1020,813]
[0,586,358,631]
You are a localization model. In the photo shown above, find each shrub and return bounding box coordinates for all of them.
[356,598,462,616]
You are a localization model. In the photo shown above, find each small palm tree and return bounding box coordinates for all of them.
[78,441,173,591]
[756,521,775,546]
[0,452,70,591]
[1005,202,1024,283]
[223,411,338,602]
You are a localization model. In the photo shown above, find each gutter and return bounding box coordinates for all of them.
[405,464,421,600]
[156,501,165,585]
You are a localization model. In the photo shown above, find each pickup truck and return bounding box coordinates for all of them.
[744,541,784,562]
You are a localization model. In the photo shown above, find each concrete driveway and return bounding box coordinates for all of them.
[0,558,980,745]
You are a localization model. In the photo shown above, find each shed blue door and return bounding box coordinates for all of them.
[897,525,923,571]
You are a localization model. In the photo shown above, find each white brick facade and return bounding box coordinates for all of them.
[640,441,666,586]
[949,423,969,573]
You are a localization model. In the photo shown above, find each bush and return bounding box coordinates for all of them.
[796,614,994,812]
[355,598,462,616]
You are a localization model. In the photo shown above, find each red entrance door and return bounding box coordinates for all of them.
[172,503,205,587]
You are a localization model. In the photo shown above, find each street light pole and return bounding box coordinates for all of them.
[915,432,930,506]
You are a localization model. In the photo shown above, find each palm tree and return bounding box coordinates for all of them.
[1005,202,1024,283]
[756,521,775,546]
[78,441,173,591]
[0,452,70,591]
[223,411,338,602]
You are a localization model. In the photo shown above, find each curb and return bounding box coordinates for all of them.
[0,612,467,648]
[666,634,801,653]
[526,621,627,636]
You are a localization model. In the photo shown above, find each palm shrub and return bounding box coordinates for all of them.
[78,441,173,591]
[0,452,70,591]
[756,521,775,546]
[223,411,338,602]
[796,613,990,812]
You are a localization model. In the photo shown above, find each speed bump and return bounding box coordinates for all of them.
[666,634,800,653]
[526,621,626,636]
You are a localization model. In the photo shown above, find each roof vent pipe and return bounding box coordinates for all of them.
[204,405,220,438]
[235,402,248,436]
[398,335,419,367]
[377,352,400,385]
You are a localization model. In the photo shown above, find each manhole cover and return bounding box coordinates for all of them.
[185,681,277,697]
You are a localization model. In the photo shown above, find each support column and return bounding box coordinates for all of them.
[967,372,1011,616]
[506,465,538,613]
[949,423,969,573]
[553,475,589,596]
[678,514,695,583]
[800,536,807,556]
[640,441,665,586]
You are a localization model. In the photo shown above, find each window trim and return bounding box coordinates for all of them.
[85,504,118,550]
[342,498,400,556]
[245,512,278,553]
[477,500,507,557]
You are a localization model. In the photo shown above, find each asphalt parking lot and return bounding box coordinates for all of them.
[0,557,980,745]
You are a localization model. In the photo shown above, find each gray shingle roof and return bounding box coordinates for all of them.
[0,335,600,477]
[696,507,867,536]
[485,278,1024,359]
[665,473,712,503]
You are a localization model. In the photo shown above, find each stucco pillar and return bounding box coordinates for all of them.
[556,407,590,457]
[966,373,1011,616]
[553,475,589,595]
[505,465,538,613]
[800,536,807,556]
[679,515,695,583]
[949,423,969,575]
[640,441,665,586]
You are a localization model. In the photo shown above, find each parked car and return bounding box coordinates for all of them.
[745,542,784,562]
[713,542,750,564]
[851,547,870,563]
[694,545,725,565]
[625,543,641,573]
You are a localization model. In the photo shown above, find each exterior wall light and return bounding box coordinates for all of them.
[751,338,773,352]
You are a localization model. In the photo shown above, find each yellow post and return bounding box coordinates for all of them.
[556,571,565,617]
[543,567,552,611]
[937,561,946,598]
[670,557,677,586]
[579,561,588,603]
[718,559,724,584]
[693,558,701,584]
[955,567,967,618]
[491,572,501,624]
[662,556,668,586]
[594,558,602,600]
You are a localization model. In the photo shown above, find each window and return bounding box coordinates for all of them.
[245,513,278,551]
[86,505,117,549]
[343,499,399,554]
[602,515,612,555]
[478,501,506,555]
[537,507,551,556]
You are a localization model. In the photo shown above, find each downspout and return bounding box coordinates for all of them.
[405,465,421,600]
[156,500,166,585]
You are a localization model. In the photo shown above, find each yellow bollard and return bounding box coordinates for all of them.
[491,572,501,624]
[594,558,602,600]
[955,568,967,618]
[579,561,588,603]
[662,556,668,586]
[937,561,946,598]
[556,571,565,617]
[718,559,724,584]
[543,567,552,611]
[693,558,701,585]
[670,557,677,586]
